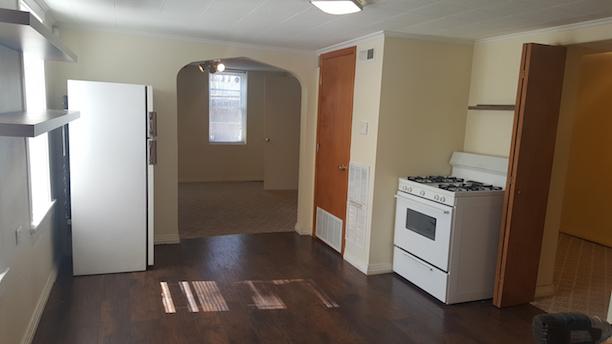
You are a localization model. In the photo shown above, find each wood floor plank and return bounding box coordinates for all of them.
[32,233,542,343]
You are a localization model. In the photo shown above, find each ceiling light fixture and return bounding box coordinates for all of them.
[310,0,363,15]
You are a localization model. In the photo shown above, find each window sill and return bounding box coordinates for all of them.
[208,141,247,146]
[30,199,56,233]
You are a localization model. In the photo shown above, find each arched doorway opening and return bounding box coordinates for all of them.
[176,57,302,239]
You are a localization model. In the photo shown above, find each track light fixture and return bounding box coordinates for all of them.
[198,60,226,74]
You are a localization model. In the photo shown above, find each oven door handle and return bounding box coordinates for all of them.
[395,194,451,215]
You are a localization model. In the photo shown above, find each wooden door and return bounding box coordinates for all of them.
[263,74,301,190]
[313,47,356,253]
[494,43,567,308]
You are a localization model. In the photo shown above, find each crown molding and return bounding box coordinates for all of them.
[317,30,474,55]
[317,31,385,54]
[384,30,474,45]
[477,16,612,44]
[55,22,318,55]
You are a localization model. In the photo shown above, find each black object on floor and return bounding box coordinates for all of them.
[533,312,612,344]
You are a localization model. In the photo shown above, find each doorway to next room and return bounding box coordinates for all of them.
[177,57,301,239]
[529,41,612,320]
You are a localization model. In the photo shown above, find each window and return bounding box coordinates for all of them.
[23,51,53,228]
[21,0,53,230]
[208,72,247,144]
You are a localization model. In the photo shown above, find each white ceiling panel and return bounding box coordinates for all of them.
[160,0,215,14]
[43,0,612,49]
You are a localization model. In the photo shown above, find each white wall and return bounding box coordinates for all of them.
[0,44,62,344]
[463,18,612,295]
[47,28,319,243]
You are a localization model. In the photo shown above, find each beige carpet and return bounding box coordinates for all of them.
[532,233,612,319]
[179,181,297,239]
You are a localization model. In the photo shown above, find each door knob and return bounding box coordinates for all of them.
[265,138,271,142]
[338,164,347,171]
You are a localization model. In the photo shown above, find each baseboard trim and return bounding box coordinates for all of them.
[21,265,58,344]
[534,284,556,298]
[367,262,393,275]
[343,251,368,275]
[294,223,312,236]
[154,233,181,245]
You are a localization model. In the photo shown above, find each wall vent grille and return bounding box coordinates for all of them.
[316,207,343,253]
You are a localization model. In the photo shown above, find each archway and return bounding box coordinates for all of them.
[176,57,302,239]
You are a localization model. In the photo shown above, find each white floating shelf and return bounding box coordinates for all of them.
[0,110,80,137]
[0,8,77,62]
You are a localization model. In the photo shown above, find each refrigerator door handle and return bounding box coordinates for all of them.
[148,111,157,138]
[148,139,157,165]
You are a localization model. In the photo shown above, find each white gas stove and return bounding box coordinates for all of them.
[393,152,508,304]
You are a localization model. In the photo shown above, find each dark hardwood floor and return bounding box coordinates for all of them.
[33,233,542,343]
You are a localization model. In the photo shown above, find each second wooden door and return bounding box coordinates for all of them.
[494,43,567,308]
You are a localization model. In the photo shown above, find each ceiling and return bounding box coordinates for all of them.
[43,0,612,49]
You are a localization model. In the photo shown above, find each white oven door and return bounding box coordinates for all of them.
[394,192,453,272]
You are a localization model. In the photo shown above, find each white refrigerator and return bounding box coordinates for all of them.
[68,80,156,276]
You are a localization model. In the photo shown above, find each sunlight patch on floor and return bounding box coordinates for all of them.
[160,279,339,314]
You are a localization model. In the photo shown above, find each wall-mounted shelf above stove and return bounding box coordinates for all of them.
[0,8,77,62]
[468,104,516,111]
[0,110,80,137]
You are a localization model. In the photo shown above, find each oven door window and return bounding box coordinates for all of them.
[405,208,436,241]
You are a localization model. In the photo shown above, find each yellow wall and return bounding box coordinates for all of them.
[322,34,473,273]
[560,52,612,247]
[464,19,612,294]
[369,36,473,270]
[47,28,319,243]
[179,67,270,183]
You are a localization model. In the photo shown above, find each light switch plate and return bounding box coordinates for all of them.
[359,121,369,135]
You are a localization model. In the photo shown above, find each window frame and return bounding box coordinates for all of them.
[208,71,248,145]
[19,2,55,230]
[25,133,55,231]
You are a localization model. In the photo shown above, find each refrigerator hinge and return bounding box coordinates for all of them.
[148,111,158,138]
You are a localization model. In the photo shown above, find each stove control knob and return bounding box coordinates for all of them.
[407,187,412,192]
[420,191,425,196]
[434,195,440,201]
[440,197,446,202]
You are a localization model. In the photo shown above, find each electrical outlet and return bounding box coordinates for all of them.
[14,225,23,246]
